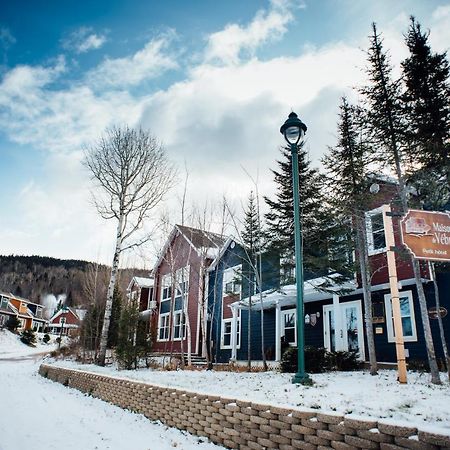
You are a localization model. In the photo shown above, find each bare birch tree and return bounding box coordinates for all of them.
[84,125,176,366]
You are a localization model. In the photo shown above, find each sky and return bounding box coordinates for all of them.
[0,0,449,268]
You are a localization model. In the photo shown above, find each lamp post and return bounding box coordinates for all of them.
[280,112,311,385]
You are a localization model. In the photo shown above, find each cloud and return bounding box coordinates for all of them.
[204,0,301,65]
[62,27,107,54]
[87,31,178,89]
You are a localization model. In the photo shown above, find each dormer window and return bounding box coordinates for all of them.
[365,208,386,255]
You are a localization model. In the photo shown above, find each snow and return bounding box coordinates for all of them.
[51,359,450,434]
[0,329,59,359]
[0,352,225,449]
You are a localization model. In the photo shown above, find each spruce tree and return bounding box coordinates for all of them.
[323,97,378,374]
[241,191,260,370]
[116,299,140,370]
[402,16,450,209]
[361,23,441,384]
[107,286,122,348]
[264,144,325,283]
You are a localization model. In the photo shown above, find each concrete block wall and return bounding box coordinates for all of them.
[39,364,450,450]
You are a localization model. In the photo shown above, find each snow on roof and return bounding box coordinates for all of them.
[128,276,154,291]
[233,276,426,310]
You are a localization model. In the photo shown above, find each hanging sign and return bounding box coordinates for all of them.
[400,209,450,262]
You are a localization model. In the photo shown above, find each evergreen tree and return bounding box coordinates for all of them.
[323,97,378,374]
[20,329,37,346]
[402,16,450,209]
[116,299,140,370]
[6,316,21,332]
[264,144,326,283]
[361,23,441,384]
[241,191,260,370]
[107,286,122,348]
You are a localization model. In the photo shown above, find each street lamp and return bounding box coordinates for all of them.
[280,111,311,385]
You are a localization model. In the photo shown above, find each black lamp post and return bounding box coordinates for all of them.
[280,112,311,385]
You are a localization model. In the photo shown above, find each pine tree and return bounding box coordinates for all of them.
[264,144,326,283]
[402,16,450,209]
[361,23,441,384]
[107,286,122,348]
[241,191,260,370]
[116,299,140,370]
[323,97,378,374]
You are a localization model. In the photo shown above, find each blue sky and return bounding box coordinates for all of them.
[0,0,449,267]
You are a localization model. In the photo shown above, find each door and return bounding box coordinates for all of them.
[323,301,365,360]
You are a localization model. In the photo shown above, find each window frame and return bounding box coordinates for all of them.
[172,310,186,341]
[365,207,387,256]
[157,312,170,342]
[282,308,297,346]
[220,316,241,349]
[160,275,172,304]
[384,290,418,343]
[222,265,242,298]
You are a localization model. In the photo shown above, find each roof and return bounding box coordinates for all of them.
[232,277,429,310]
[153,224,227,272]
[49,307,86,322]
[176,225,226,250]
[127,276,154,291]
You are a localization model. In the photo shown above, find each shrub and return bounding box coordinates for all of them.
[20,329,37,346]
[43,333,51,344]
[6,316,21,332]
[280,346,361,373]
[329,350,361,371]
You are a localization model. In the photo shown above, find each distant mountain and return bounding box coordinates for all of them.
[0,255,149,306]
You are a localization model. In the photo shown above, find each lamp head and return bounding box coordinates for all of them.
[280,112,307,146]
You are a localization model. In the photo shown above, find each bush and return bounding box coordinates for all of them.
[328,350,361,371]
[43,333,51,344]
[20,329,37,346]
[280,346,361,373]
[6,316,21,332]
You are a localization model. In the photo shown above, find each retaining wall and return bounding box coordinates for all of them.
[39,364,450,450]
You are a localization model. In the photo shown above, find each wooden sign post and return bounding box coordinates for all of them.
[382,204,407,384]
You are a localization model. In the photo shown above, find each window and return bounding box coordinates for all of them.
[221,317,241,349]
[366,208,386,255]
[158,313,170,341]
[222,265,242,297]
[172,311,186,340]
[282,309,297,346]
[0,296,9,310]
[384,291,417,343]
[174,267,189,306]
[160,275,172,303]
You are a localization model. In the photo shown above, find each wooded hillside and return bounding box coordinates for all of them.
[0,255,148,306]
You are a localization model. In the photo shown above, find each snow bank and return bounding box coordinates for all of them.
[51,359,450,433]
[0,329,58,359]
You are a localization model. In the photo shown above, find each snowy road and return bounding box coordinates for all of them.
[0,357,224,450]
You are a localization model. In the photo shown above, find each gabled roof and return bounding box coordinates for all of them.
[153,224,227,273]
[207,235,242,272]
[49,307,86,323]
[127,276,154,291]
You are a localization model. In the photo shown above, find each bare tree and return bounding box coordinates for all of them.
[84,125,176,366]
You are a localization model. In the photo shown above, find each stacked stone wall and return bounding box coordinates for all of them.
[39,364,450,450]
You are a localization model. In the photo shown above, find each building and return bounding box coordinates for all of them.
[151,225,226,358]
[48,307,86,337]
[0,292,46,331]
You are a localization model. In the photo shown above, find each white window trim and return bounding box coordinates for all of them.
[222,265,242,299]
[160,274,172,304]
[365,207,387,256]
[384,290,418,343]
[281,308,297,346]
[220,315,241,349]
[157,312,170,342]
[172,310,186,341]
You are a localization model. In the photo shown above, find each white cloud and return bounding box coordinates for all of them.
[0,1,449,264]
[204,0,301,65]
[87,32,178,89]
[62,27,107,54]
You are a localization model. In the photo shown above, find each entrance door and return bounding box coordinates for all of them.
[323,301,365,360]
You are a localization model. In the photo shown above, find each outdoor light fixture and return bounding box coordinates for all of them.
[280,111,311,385]
[280,112,307,146]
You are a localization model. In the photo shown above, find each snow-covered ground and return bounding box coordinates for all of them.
[51,359,450,434]
[0,329,59,359]
[0,332,225,450]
